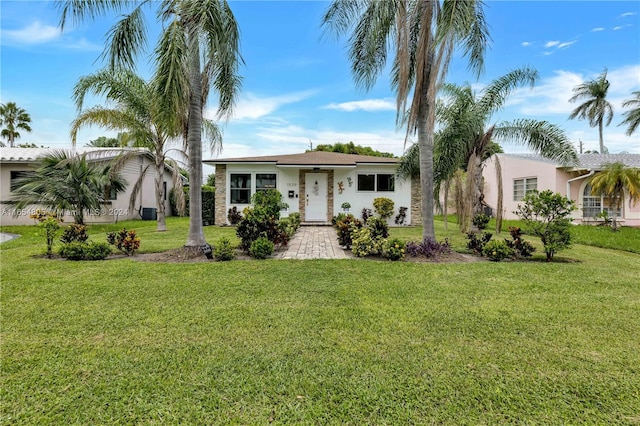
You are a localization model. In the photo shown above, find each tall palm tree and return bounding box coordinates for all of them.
[322,0,489,241]
[0,102,32,148]
[589,162,640,231]
[71,68,192,232]
[569,69,613,154]
[620,90,640,136]
[10,149,127,225]
[399,68,578,232]
[58,0,242,247]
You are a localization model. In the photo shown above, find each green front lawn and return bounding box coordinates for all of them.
[2,218,639,424]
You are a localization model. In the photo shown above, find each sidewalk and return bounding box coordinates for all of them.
[279,226,350,260]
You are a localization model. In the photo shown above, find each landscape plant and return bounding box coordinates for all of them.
[472,213,490,230]
[505,226,536,258]
[107,228,141,256]
[334,214,363,248]
[351,227,381,257]
[373,197,394,219]
[214,237,236,261]
[249,237,274,260]
[227,206,242,225]
[366,216,389,240]
[405,238,452,259]
[466,231,492,255]
[30,210,62,258]
[514,190,575,261]
[381,237,406,261]
[60,224,89,244]
[482,239,513,262]
[588,162,640,231]
[236,190,289,251]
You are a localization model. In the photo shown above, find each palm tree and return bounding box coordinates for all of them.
[58,0,242,248]
[10,149,127,225]
[589,162,640,231]
[569,69,613,154]
[0,102,32,148]
[322,0,489,241]
[620,90,640,136]
[400,68,578,231]
[71,68,192,232]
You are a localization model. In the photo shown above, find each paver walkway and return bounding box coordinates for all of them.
[280,226,350,259]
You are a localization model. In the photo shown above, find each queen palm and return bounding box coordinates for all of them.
[71,68,195,232]
[589,162,640,231]
[10,150,127,225]
[620,90,640,136]
[0,102,32,148]
[569,69,613,154]
[322,0,489,241]
[58,0,242,247]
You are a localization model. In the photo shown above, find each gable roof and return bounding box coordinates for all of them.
[204,151,398,167]
[496,153,640,170]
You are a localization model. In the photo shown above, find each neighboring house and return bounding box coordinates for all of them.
[483,153,640,226]
[205,151,416,226]
[0,147,174,225]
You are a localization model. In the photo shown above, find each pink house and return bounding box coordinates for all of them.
[483,153,640,227]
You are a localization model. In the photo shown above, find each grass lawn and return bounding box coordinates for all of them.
[2,218,639,424]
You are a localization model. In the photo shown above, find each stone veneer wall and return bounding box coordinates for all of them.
[411,176,422,225]
[298,169,334,222]
[214,164,227,226]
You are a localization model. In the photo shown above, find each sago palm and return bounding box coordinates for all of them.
[10,149,127,225]
[58,0,242,247]
[71,68,191,232]
[620,90,640,136]
[0,101,32,148]
[322,0,489,240]
[589,162,640,231]
[569,69,613,154]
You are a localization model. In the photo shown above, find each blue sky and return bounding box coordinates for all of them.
[1,0,639,169]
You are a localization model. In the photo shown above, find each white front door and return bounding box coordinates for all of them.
[305,173,328,222]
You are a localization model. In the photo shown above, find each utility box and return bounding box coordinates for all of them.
[142,207,157,220]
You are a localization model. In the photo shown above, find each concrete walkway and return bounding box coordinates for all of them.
[0,233,19,243]
[280,226,350,259]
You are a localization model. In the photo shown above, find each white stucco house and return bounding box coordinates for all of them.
[483,153,640,226]
[0,147,175,226]
[205,151,418,226]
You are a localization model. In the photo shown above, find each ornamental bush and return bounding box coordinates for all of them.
[214,237,236,261]
[227,206,242,225]
[249,237,274,259]
[366,216,389,240]
[381,237,406,261]
[466,232,492,255]
[482,239,514,262]
[351,227,381,257]
[60,241,112,260]
[472,214,490,230]
[107,228,141,256]
[373,197,394,219]
[505,226,536,258]
[335,214,363,248]
[406,238,452,258]
[30,211,62,258]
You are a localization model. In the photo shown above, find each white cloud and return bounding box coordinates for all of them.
[591,27,605,32]
[541,51,554,56]
[545,41,560,48]
[2,21,60,44]
[557,41,577,49]
[618,12,636,18]
[521,41,532,47]
[323,98,396,112]
[211,90,318,121]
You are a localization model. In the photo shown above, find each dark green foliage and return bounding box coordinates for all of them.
[107,228,140,256]
[312,141,394,157]
[214,237,236,261]
[514,190,575,261]
[227,206,242,225]
[506,226,536,258]
[405,238,452,258]
[287,212,301,229]
[252,189,284,220]
[249,237,274,259]
[169,187,189,217]
[60,224,89,244]
[30,211,61,258]
[332,212,347,226]
[466,232,492,255]
[59,241,110,261]
[366,216,389,239]
[335,214,363,248]
[236,190,289,252]
[59,242,87,260]
[84,242,112,260]
[202,185,215,226]
[472,213,490,230]
[373,197,394,219]
[361,208,373,222]
[381,237,406,261]
[394,207,407,225]
[206,173,216,187]
[483,239,514,261]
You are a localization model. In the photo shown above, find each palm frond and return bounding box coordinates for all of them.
[102,5,148,70]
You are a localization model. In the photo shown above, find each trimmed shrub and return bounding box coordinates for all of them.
[335,214,363,248]
[84,242,112,260]
[202,185,215,226]
[60,224,89,244]
[394,207,408,225]
[249,237,274,259]
[406,238,452,258]
[107,228,141,256]
[60,241,112,261]
[59,241,87,260]
[351,227,381,257]
[472,214,490,230]
[466,232,492,255]
[483,240,514,262]
[214,237,236,261]
[366,216,389,239]
[373,197,394,219]
[381,238,406,261]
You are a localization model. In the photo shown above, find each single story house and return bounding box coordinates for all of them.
[483,153,640,226]
[0,147,175,226]
[205,151,418,226]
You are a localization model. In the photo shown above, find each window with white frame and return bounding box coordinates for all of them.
[256,173,276,192]
[582,183,622,219]
[357,173,395,192]
[513,177,537,201]
[230,173,251,204]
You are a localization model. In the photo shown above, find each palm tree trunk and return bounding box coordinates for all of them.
[417,101,435,241]
[155,153,167,232]
[598,120,605,153]
[443,179,449,231]
[185,29,207,247]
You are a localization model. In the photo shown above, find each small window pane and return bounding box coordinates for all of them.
[513,179,525,201]
[230,173,251,204]
[357,174,375,191]
[377,174,395,192]
[256,173,276,191]
[525,178,537,193]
